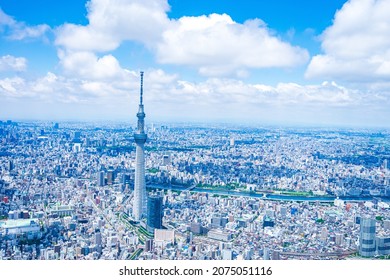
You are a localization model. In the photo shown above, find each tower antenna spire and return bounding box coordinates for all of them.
[140,71,144,105]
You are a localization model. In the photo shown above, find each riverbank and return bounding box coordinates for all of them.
[147,184,390,203]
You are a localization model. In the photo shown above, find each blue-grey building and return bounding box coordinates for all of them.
[376,236,390,256]
[359,217,376,257]
[147,194,163,233]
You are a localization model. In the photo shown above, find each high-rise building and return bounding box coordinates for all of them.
[95,229,102,246]
[230,137,235,146]
[162,154,171,166]
[335,233,343,246]
[97,171,105,187]
[145,238,154,252]
[121,173,131,191]
[133,71,147,221]
[280,206,287,217]
[359,217,376,257]
[376,236,390,256]
[7,160,14,171]
[320,227,328,242]
[222,249,233,260]
[107,170,115,185]
[272,250,280,260]
[263,247,270,260]
[147,194,163,232]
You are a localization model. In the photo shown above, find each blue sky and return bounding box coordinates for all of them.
[1,0,390,127]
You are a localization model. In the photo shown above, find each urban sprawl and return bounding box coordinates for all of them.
[1,120,390,260]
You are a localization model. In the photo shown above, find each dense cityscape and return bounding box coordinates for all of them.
[1,118,390,260]
[1,4,390,280]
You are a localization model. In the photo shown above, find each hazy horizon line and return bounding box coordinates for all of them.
[2,117,390,131]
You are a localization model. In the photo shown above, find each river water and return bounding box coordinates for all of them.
[148,184,390,203]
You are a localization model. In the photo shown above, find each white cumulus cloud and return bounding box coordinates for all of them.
[55,0,170,52]
[54,0,308,77]
[157,14,309,76]
[58,50,131,80]
[0,8,50,40]
[306,0,390,82]
[0,77,27,96]
[0,55,27,71]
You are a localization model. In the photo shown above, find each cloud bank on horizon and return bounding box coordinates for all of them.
[0,0,390,127]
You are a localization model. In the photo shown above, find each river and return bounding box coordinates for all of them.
[147,184,390,203]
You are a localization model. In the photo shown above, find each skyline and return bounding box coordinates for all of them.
[1,118,390,261]
[1,0,390,127]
